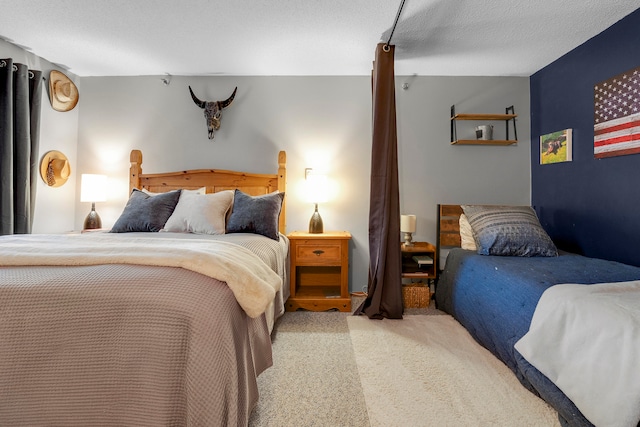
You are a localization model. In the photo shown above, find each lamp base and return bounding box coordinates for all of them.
[403,232,414,247]
[84,203,102,230]
[309,203,323,234]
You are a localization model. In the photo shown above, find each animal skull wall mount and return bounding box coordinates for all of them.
[189,86,237,139]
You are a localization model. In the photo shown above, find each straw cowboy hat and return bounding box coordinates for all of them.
[48,70,79,112]
[40,150,71,187]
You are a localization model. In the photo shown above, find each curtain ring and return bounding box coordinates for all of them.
[28,70,34,79]
[383,44,391,52]
[12,64,18,71]
[0,60,6,68]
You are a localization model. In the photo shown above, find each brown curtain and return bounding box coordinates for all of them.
[354,43,403,319]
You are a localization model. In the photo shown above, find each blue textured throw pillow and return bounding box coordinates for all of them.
[461,205,558,257]
[111,189,181,232]
[227,190,284,241]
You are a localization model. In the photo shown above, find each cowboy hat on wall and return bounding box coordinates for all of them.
[48,70,79,112]
[40,150,71,187]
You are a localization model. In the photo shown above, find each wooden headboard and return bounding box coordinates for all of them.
[129,149,287,234]
[436,204,463,270]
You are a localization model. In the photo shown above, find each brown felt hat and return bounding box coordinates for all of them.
[49,70,79,112]
[40,150,71,187]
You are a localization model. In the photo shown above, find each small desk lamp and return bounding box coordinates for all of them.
[81,174,107,230]
[305,169,328,234]
[401,214,416,247]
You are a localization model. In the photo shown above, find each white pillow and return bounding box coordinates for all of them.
[163,190,234,235]
[459,214,477,251]
[141,187,206,196]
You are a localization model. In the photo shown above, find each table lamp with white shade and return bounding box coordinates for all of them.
[305,169,328,234]
[401,214,416,247]
[81,174,107,230]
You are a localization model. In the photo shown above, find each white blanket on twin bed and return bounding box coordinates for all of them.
[0,233,282,319]
[515,281,640,427]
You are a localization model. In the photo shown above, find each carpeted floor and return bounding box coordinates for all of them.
[348,314,561,427]
[249,297,560,426]
[249,310,370,426]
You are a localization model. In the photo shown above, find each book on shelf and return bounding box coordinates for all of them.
[412,255,433,265]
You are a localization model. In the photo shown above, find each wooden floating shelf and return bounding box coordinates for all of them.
[450,105,519,146]
[451,113,517,121]
[451,139,517,146]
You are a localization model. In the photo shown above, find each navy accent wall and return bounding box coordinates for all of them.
[531,8,640,267]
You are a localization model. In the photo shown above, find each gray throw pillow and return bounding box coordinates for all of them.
[461,205,558,257]
[111,189,181,232]
[227,190,284,240]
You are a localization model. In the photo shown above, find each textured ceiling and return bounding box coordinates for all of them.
[0,0,638,77]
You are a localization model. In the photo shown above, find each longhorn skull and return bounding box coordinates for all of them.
[189,86,237,139]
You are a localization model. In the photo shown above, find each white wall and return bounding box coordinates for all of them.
[397,76,532,244]
[0,39,532,291]
[0,40,79,233]
[76,74,530,293]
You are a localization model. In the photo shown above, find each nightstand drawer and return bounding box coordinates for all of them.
[295,241,342,264]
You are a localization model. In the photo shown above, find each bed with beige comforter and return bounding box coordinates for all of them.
[0,232,288,426]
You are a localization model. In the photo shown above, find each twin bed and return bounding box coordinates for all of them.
[435,204,640,427]
[0,149,288,426]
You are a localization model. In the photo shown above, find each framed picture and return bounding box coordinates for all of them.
[540,129,572,165]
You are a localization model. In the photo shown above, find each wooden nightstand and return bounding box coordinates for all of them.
[401,241,436,280]
[286,231,351,312]
[401,241,436,308]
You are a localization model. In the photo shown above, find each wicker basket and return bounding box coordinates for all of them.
[402,283,431,308]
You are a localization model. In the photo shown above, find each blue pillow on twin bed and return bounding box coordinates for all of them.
[461,205,558,257]
[110,189,182,233]
[226,189,284,241]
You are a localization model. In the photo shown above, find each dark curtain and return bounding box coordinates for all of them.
[354,43,403,319]
[0,58,43,235]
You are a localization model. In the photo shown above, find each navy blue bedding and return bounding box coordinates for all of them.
[435,249,640,427]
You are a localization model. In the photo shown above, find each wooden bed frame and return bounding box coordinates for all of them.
[128,149,287,234]
[436,204,463,270]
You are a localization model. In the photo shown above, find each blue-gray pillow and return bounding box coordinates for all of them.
[227,190,284,240]
[111,189,181,232]
[461,205,558,257]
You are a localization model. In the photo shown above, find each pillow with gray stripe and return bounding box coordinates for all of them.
[461,205,558,257]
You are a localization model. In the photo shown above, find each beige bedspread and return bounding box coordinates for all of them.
[0,233,281,426]
[0,233,282,318]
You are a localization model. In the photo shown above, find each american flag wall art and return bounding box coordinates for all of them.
[593,66,640,159]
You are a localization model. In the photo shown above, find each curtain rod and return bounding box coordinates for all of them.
[384,0,407,51]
